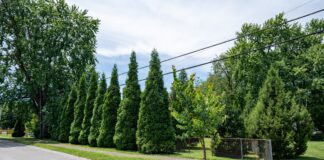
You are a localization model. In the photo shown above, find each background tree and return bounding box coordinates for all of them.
[136,50,175,153]
[205,15,323,136]
[0,0,99,138]
[245,67,313,158]
[173,74,225,160]
[0,102,16,129]
[88,73,107,146]
[45,95,67,139]
[12,118,25,137]
[79,69,98,144]
[10,100,32,137]
[69,74,87,144]
[98,65,120,147]
[169,67,189,150]
[298,43,324,132]
[58,84,77,143]
[114,52,141,150]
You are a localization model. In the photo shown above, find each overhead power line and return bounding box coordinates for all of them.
[119,29,323,86]
[109,9,324,80]
[285,0,316,14]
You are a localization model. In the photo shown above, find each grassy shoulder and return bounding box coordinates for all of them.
[0,135,149,160]
[299,141,324,160]
[1,135,323,160]
[0,135,228,160]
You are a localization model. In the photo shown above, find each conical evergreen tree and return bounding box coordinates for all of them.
[69,74,87,144]
[58,84,77,142]
[246,66,312,158]
[114,52,141,150]
[97,65,121,147]
[79,69,98,144]
[136,49,175,153]
[88,73,107,146]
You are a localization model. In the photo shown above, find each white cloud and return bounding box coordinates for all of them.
[66,0,323,85]
[67,0,323,58]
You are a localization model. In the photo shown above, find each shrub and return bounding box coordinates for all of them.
[12,119,25,137]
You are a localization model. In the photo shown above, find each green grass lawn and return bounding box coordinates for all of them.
[299,141,324,160]
[0,135,323,160]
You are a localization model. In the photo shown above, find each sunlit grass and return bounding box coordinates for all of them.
[1,134,323,160]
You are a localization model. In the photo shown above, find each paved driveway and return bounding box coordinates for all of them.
[0,140,88,160]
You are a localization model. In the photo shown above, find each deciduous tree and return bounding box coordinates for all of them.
[173,74,224,160]
[0,0,98,138]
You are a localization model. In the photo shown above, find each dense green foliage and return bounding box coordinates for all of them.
[0,103,15,129]
[69,74,87,144]
[206,15,323,137]
[12,119,25,137]
[98,65,121,147]
[114,52,141,150]
[0,0,321,157]
[172,73,224,160]
[88,73,107,146]
[79,69,98,144]
[46,96,66,139]
[136,50,175,154]
[201,14,323,158]
[169,68,189,150]
[301,43,324,132]
[245,67,313,158]
[58,84,77,142]
[0,0,99,138]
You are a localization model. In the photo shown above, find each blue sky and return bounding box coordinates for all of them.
[65,0,323,90]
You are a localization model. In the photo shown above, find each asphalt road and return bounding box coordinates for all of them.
[0,140,88,160]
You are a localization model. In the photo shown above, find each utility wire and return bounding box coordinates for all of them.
[285,0,316,14]
[109,9,324,80]
[119,29,323,86]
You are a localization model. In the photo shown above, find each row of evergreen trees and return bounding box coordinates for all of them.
[57,50,175,153]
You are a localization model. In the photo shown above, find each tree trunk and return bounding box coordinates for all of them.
[34,89,48,139]
[200,137,207,160]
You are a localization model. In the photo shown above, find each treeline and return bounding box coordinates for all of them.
[0,0,323,159]
[204,15,323,158]
[44,49,223,160]
[54,51,175,153]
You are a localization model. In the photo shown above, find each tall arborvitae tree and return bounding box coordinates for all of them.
[88,73,107,146]
[79,69,98,144]
[246,67,313,158]
[58,84,77,142]
[97,65,121,147]
[114,52,141,150]
[136,49,175,153]
[69,74,87,144]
